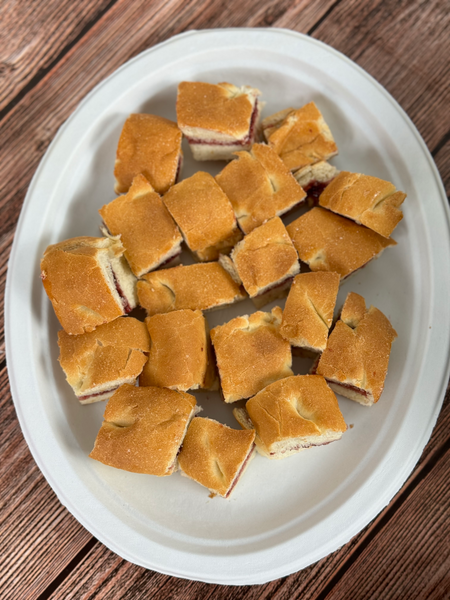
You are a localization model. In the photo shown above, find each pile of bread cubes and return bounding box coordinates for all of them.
[40,82,404,499]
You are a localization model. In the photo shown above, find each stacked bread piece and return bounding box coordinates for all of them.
[40,80,405,498]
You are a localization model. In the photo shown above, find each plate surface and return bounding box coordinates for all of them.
[5,28,450,584]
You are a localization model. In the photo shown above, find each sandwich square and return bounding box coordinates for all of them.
[316,292,398,405]
[280,272,340,354]
[226,216,299,308]
[114,113,182,195]
[58,317,150,404]
[40,235,137,335]
[162,171,242,261]
[178,417,256,498]
[89,384,198,476]
[136,262,246,316]
[319,171,406,238]
[286,207,396,280]
[215,143,307,234]
[139,309,217,392]
[210,307,293,403]
[176,81,262,161]
[100,174,183,277]
[262,102,338,172]
[233,375,347,459]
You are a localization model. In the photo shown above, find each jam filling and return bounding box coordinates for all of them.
[156,248,182,270]
[303,180,331,204]
[112,271,132,313]
[269,439,333,456]
[78,386,119,402]
[225,443,255,498]
[187,100,260,147]
[328,379,369,398]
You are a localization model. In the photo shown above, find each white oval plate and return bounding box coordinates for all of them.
[6,29,450,585]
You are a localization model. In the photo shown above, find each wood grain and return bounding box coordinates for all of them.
[325,441,450,600]
[0,0,116,113]
[0,228,14,358]
[21,388,446,600]
[0,364,92,600]
[0,0,337,240]
[1,0,450,598]
[306,0,450,151]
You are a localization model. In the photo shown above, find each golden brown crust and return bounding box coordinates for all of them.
[210,307,293,403]
[162,171,242,261]
[100,174,182,277]
[137,262,246,316]
[89,384,197,475]
[139,309,216,392]
[265,102,338,171]
[177,417,255,497]
[245,375,347,451]
[286,207,396,279]
[40,236,130,335]
[58,317,150,399]
[280,272,340,351]
[114,114,182,195]
[230,217,299,297]
[215,143,306,234]
[177,81,260,138]
[317,292,398,403]
[319,171,406,237]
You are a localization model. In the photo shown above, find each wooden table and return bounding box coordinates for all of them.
[1,1,449,598]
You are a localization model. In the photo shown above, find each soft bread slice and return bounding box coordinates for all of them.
[176,81,262,160]
[89,384,199,475]
[319,171,406,238]
[137,262,246,316]
[263,102,338,172]
[317,292,398,405]
[228,217,299,308]
[210,307,293,403]
[294,160,340,206]
[40,236,137,335]
[114,114,182,194]
[58,317,150,404]
[215,143,306,234]
[286,207,396,280]
[178,417,256,498]
[233,375,346,459]
[162,171,242,261]
[100,174,183,277]
[261,107,295,140]
[280,272,340,353]
[140,309,217,392]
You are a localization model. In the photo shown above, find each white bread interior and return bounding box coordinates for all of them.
[234,406,343,459]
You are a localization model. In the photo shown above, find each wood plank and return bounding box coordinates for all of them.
[0,228,15,358]
[301,0,450,151]
[2,0,442,240]
[0,0,116,112]
[0,364,92,600]
[322,441,450,599]
[35,388,450,599]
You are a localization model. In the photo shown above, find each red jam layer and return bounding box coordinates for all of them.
[328,379,369,399]
[187,100,259,147]
[303,180,331,204]
[225,444,255,498]
[269,439,333,456]
[78,386,119,402]
[112,271,133,313]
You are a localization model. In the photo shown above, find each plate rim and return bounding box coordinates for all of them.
[5,27,450,585]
